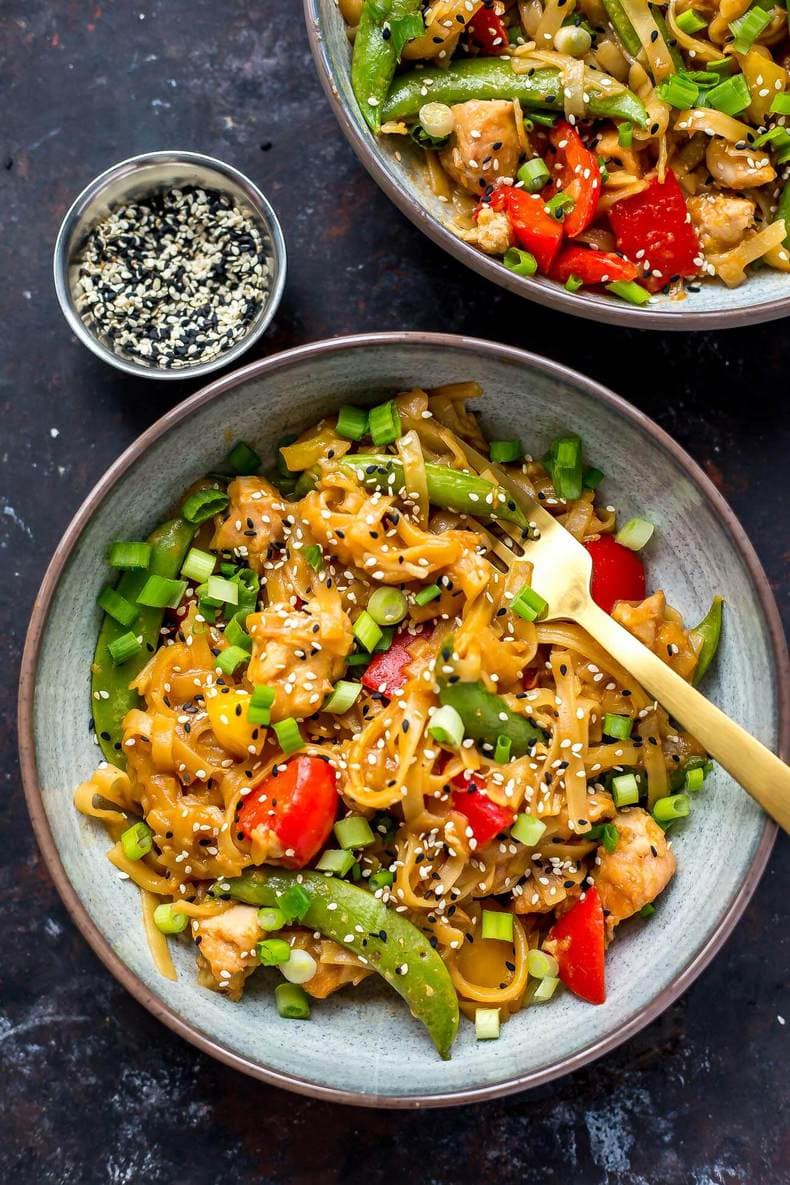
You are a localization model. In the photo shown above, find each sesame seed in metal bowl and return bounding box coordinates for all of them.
[53,151,286,381]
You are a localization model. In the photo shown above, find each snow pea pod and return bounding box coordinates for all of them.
[91,517,195,767]
[352,0,423,135]
[601,0,642,58]
[691,594,723,686]
[775,179,790,249]
[216,869,460,1059]
[439,681,546,756]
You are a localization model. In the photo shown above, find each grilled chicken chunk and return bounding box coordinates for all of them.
[594,808,675,931]
[211,476,287,568]
[440,100,521,194]
[195,904,261,1000]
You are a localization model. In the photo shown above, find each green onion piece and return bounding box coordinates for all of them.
[545,433,583,501]
[618,121,634,148]
[565,274,584,293]
[616,516,655,550]
[323,680,363,714]
[545,191,575,219]
[606,280,651,305]
[275,982,311,1020]
[729,5,771,52]
[198,601,218,623]
[511,813,547,846]
[428,704,464,748]
[316,848,357,876]
[304,543,324,571]
[257,906,286,930]
[481,910,514,942]
[232,568,260,619]
[335,405,369,441]
[770,93,790,115]
[374,626,395,653]
[369,869,394,890]
[675,7,707,32]
[206,574,239,605]
[600,822,619,854]
[367,587,408,626]
[225,440,261,475]
[705,72,751,114]
[181,488,230,525]
[707,56,737,76]
[528,111,558,128]
[136,574,187,609]
[583,466,605,490]
[250,684,276,711]
[121,821,153,861]
[653,792,691,823]
[273,717,304,755]
[353,609,384,652]
[656,74,699,109]
[97,586,138,628]
[368,400,402,446]
[334,815,376,850]
[181,547,216,585]
[415,583,442,606]
[215,645,250,677]
[611,772,640,806]
[752,126,790,150]
[345,652,372,668]
[638,903,656,918]
[224,613,252,652]
[490,439,522,464]
[107,631,143,666]
[257,937,291,966]
[107,540,151,570]
[220,563,237,576]
[517,156,550,192]
[603,712,633,740]
[279,883,313,922]
[494,734,512,765]
[684,766,706,792]
[511,584,548,622]
[503,247,538,276]
[527,949,559,979]
[153,903,188,934]
[533,975,560,1002]
[281,947,318,984]
[597,155,609,184]
[475,1007,501,1040]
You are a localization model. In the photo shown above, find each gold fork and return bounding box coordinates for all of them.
[458,439,790,833]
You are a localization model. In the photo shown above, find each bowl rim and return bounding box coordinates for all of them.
[52,149,288,381]
[18,331,787,1108]
[303,1,790,332]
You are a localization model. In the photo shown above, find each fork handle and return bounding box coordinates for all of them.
[575,600,790,833]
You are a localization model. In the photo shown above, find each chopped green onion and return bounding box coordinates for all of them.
[707,56,737,76]
[206,574,239,605]
[107,540,151,570]
[657,74,699,108]
[248,684,275,726]
[367,587,408,626]
[511,584,548,622]
[503,247,538,276]
[545,191,575,219]
[335,814,376,850]
[606,280,651,306]
[225,440,261,475]
[415,583,441,606]
[369,869,394,891]
[705,72,751,115]
[511,813,547,846]
[517,156,550,192]
[527,111,558,128]
[494,735,512,765]
[597,155,609,184]
[335,405,369,441]
[97,586,138,628]
[279,884,313,922]
[481,910,514,942]
[121,821,153,861]
[273,717,304,755]
[603,713,633,740]
[527,949,559,979]
[752,126,790,150]
[304,543,324,571]
[345,652,372,668]
[770,92,790,115]
[281,948,318,984]
[684,766,706,792]
[545,434,583,501]
[232,568,259,618]
[374,626,395,653]
[618,121,633,148]
[215,645,250,677]
[368,400,402,446]
[153,903,188,934]
[612,772,640,806]
[475,1007,501,1040]
[181,547,216,585]
[257,907,286,930]
[224,613,252,652]
[136,575,187,609]
[353,609,384,652]
[600,822,619,854]
[275,982,311,1020]
[533,975,560,1002]
[638,903,656,918]
[565,274,584,293]
[257,937,291,966]
[489,439,521,464]
[616,516,654,550]
[316,848,357,876]
[653,793,691,823]
[107,631,143,665]
[675,7,707,32]
[181,487,229,525]
[729,5,772,52]
[323,680,363,714]
[583,466,605,490]
[428,704,464,748]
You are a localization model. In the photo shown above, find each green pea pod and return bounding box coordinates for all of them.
[691,594,724,686]
[439,680,545,756]
[381,59,649,128]
[352,0,422,135]
[775,179,790,250]
[340,452,529,529]
[92,517,195,767]
[601,0,642,58]
[217,870,460,1059]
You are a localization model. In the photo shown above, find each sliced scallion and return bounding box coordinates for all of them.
[97,586,138,628]
[181,488,229,525]
[705,72,751,114]
[545,191,575,220]
[603,713,633,740]
[279,884,313,922]
[368,400,402,446]
[368,869,394,890]
[316,848,357,876]
[565,274,584,293]
[225,440,261,475]
[517,156,550,192]
[224,613,252,652]
[475,1007,501,1040]
[770,93,790,115]
[494,734,512,765]
[684,766,706,792]
[490,439,521,464]
[729,5,771,52]
[503,247,538,276]
[533,975,560,1002]
[335,405,369,441]
[606,280,651,305]
[257,906,286,930]
[527,949,559,979]
[334,815,376,849]
[653,792,691,823]
[206,574,239,605]
[616,516,654,550]
[215,645,250,677]
[248,683,275,726]
[656,74,699,109]
[481,910,514,942]
[107,631,143,665]
[153,903,188,934]
[136,574,187,609]
[511,584,548,622]
[611,772,640,806]
[583,466,605,490]
[121,821,153,861]
[273,717,304,755]
[107,540,151,570]
[427,704,464,748]
[281,948,318,985]
[304,543,324,571]
[257,937,291,966]
[181,547,216,585]
[618,121,633,148]
[638,903,656,918]
[323,680,363,714]
[414,583,441,606]
[353,609,384,652]
[275,982,311,1019]
[511,813,547,846]
[675,7,707,33]
[367,587,408,626]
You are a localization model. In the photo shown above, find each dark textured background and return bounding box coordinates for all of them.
[1,3,788,1182]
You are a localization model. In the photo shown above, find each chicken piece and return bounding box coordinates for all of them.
[195,904,261,1000]
[594,808,675,931]
[285,931,372,999]
[246,585,352,721]
[705,139,776,190]
[211,476,287,570]
[440,100,521,195]
[475,204,514,255]
[613,591,701,681]
[687,192,755,256]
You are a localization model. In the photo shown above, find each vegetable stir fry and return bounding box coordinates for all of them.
[77,383,723,1056]
[341,0,790,302]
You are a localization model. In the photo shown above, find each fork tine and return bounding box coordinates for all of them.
[473,523,515,567]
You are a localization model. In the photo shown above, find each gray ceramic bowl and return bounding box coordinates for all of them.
[19,333,787,1107]
[304,2,790,330]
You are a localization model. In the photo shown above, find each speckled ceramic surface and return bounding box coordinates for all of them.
[304,2,790,330]
[20,334,783,1107]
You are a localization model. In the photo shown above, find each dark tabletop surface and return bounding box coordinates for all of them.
[1,3,788,1182]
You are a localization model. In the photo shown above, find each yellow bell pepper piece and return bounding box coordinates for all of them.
[279,424,351,473]
[742,48,787,125]
[205,687,265,759]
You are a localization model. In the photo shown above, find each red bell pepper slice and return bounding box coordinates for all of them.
[483,186,564,274]
[583,535,646,614]
[548,121,601,239]
[236,755,338,869]
[451,772,515,846]
[361,625,430,698]
[468,6,509,53]
[547,885,606,1004]
[608,170,700,293]
[551,245,639,287]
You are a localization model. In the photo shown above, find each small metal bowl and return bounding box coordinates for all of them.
[53,150,287,381]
